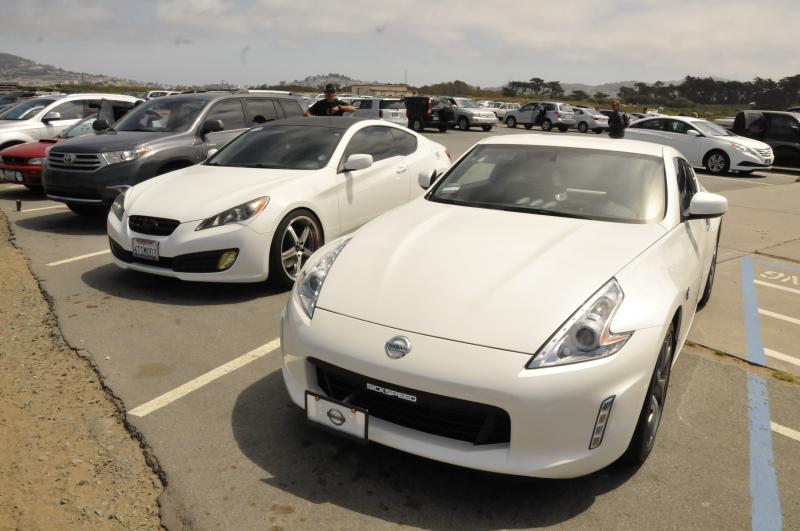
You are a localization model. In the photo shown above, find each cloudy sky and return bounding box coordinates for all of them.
[1,0,798,87]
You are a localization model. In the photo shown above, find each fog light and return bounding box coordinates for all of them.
[16,174,23,182]
[216,250,238,271]
[589,396,615,449]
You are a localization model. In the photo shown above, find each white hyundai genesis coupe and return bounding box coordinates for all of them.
[107,117,450,286]
[281,135,727,478]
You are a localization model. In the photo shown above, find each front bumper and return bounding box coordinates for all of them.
[107,212,272,282]
[281,297,667,478]
[0,163,42,187]
[730,151,773,171]
[43,159,155,205]
[466,115,497,125]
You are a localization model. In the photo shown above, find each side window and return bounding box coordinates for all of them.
[354,100,372,109]
[278,99,303,118]
[390,128,417,156]
[639,119,666,131]
[768,114,800,142]
[674,158,697,213]
[668,120,690,134]
[84,99,103,118]
[342,126,397,165]
[206,99,247,130]
[245,99,278,124]
[51,100,85,120]
[545,103,556,111]
[522,104,534,111]
[745,113,766,136]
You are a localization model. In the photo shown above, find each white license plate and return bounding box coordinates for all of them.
[305,391,368,442]
[131,238,159,261]
[2,170,22,182]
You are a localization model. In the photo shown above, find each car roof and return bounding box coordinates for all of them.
[265,116,370,129]
[478,133,666,158]
[748,110,800,118]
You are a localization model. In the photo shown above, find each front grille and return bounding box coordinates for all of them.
[129,215,180,236]
[108,238,235,273]
[47,152,104,171]
[756,147,773,158]
[1,156,30,165]
[312,358,511,445]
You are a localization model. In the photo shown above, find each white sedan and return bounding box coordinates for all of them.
[107,117,450,286]
[281,135,727,478]
[626,116,773,174]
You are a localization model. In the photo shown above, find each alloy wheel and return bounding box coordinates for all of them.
[279,215,321,281]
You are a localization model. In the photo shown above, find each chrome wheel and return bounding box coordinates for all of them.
[643,330,673,451]
[279,215,321,281]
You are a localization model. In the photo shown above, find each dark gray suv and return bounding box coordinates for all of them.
[43,91,304,214]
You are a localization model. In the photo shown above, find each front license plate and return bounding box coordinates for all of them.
[305,391,368,442]
[131,238,159,261]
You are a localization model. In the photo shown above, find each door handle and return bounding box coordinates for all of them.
[396,165,407,174]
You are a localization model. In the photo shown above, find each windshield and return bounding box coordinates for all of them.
[206,125,343,170]
[114,98,208,132]
[455,99,480,108]
[429,145,665,223]
[380,100,405,110]
[59,115,97,139]
[693,120,733,137]
[0,98,57,120]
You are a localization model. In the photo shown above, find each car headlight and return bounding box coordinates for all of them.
[293,238,351,318]
[101,147,151,165]
[730,143,755,155]
[111,190,126,221]
[195,196,269,231]
[527,279,632,369]
[28,158,44,165]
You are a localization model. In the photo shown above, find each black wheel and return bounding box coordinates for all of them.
[704,150,730,175]
[409,118,424,132]
[542,119,552,131]
[558,125,568,132]
[506,116,517,128]
[269,209,323,289]
[698,229,721,310]
[481,125,492,132]
[66,202,105,217]
[524,124,533,130]
[623,324,675,465]
[458,117,470,131]
[437,124,448,132]
[578,122,589,133]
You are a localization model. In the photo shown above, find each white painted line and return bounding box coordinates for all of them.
[771,422,800,443]
[765,348,800,368]
[128,338,280,418]
[759,308,800,327]
[46,249,111,267]
[19,204,68,213]
[698,174,773,186]
[755,279,800,296]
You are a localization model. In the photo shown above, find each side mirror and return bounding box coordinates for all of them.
[92,118,110,132]
[687,130,701,137]
[201,119,224,136]
[42,111,62,123]
[688,192,727,219]
[207,148,218,158]
[418,170,437,190]
[343,154,373,172]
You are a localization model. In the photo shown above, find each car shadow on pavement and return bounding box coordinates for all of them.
[15,211,107,236]
[0,186,45,202]
[81,263,280,306]
[232,371,639,529]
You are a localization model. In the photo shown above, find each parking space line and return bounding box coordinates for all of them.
[19,204,68,213]
[128,338,280,418]
[698,175,774,186]
[758,308,800,327]
[754,280,800,296]
[771,422,800,443]
[46,250,110,267]
[764,348,800,368]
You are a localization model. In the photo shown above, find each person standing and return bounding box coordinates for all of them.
[305,84,356,117]
[608,100,628,138]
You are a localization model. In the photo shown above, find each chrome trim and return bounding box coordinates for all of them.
[46,194,104,204]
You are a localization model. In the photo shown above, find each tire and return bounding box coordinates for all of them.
[506,116,517,128]
[409,118,424,132]
[524,124,533,130]
[558,125,568,133]
[698,228,721,310]
[458,117,470,131]
[593,128,604,134]
[268,209,323,289]
[66,202,106,217]
[578,122,589,133]
[437,123,448,132]
[542,119,552,132]
[623,324,675,465]
[481,125,492,132]
[704,150,730,175]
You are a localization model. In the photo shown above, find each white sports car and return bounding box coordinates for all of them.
[107,117,450,286]
[281,135,727,478]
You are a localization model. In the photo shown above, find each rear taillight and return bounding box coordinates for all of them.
[379,109,383,118]
[427,100,432,115]
[555,111,561,117]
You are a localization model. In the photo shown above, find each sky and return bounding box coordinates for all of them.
[1,0,798,88]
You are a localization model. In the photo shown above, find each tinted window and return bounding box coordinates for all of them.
[0,98,58,120]
[245,99,278,124]
[353,100,373,109]
[380,100,404,110]
[51,100,85,120]
[674,158,698,213]
[743,113,765,136]
[667,120,691,134]
[390,128,417,156]
[278,99,304,118]
[522,104,535,111]
[59,116,97,138]
[115,98,208,132]
[636,119,667,131]
[206,99,247,130]
[343,126,398,164]
[768,114,800,142]
[206,125,342,170]
[430,145,665,223]
[545,103,556,111]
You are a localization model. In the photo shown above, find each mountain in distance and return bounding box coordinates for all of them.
[0,52,151,87]
[560,77,732,97]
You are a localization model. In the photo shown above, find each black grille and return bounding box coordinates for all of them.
[1,156,30,165]
[129,215,180,236]
[312,358,511,445]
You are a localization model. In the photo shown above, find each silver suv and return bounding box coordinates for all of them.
[447,97,496,131]
[505,101,575,132]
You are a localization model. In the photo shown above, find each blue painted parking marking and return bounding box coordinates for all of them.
[753,256,800,274]
[741,256,782,531]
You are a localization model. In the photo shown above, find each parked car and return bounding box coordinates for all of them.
[505,102,575,132]
[476,100,495,107]
[145,90,180,99]
[0,91,37,113]
[351,97,406,125]
[44,91,305,215]
[107,117,451,286]
[572,107,609,133]
[0,99,136,190]
[787,106,800,113]
[492,102,521,120]
[732,110,800,167]
[281,134,726,478]
[404,96,454,132]
[627,116,773,174]
[0,93,140,151]
[447,97,496,131]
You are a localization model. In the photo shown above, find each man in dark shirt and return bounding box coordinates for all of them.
[608,100,629,138]
[305,84,356,116]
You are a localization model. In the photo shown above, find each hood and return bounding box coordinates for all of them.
[723,135,771,151]
[126,164,316,222]
[50,131,173,153]
[317,199,666,354]
[0,140,55,158]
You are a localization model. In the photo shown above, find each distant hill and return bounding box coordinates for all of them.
[561,77,731,97]
[0,52,150,87]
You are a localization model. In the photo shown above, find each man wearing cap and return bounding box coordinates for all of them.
[305,84,356,117]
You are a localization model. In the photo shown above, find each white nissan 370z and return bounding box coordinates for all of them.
[281,134,727,478]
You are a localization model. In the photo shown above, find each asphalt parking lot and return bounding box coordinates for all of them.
[2,126,799,530]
